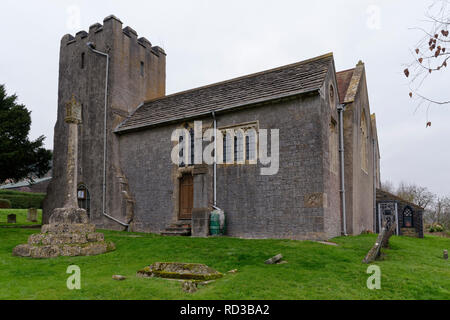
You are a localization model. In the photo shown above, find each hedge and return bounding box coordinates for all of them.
[0,190,45,209]
[0,199,12,209]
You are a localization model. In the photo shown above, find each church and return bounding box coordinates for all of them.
[43,15,381,240]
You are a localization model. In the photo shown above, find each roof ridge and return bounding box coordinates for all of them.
[336,67,355,74]
[142,52,334,105]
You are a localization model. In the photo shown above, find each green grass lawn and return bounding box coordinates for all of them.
[0,228,449,300]
[0,209,42,226]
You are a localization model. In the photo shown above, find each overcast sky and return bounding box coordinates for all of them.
[1,0,449,196]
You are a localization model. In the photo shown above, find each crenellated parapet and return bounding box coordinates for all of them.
[43,15,166,227]
[61,15,166,58]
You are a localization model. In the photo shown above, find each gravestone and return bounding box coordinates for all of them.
[362,222,397,264]
[7,214,16,224]
[27,208,38,222]
[12,96,115,258]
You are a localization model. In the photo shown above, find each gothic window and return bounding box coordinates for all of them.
[403,207,414,227]
[360,111,368,172]
[220,122,258,165]
[235,130,244,162]
[223,130,233,164]
[189,128,195,165]
[77,184,90,217]
[246,129,257,161]
[329,119,338,174]
[329,84,335,109]
[223,134,227,163]
[178,134,185,167]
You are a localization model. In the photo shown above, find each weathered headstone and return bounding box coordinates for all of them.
[362,223,396,264]
[444,250,448,260]
[182,281,198,293]
[265,254,283,264]
[13,96,115,258]
[27,208,38,222]
[7,214,16,224]
[137,262,223,280]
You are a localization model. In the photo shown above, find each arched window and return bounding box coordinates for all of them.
[246,128,257,161]
[329,84,336,109]
[224,131,233,164]
[234,129,244,162]
[329,120,338,174]
[360,111,368,172]
[402,206,414,227]
[77,184,90,217]
[178,134,185,167]
[189,128,195,165]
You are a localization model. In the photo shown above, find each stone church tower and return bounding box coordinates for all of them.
[43,15,166,229]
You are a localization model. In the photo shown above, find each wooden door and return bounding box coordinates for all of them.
[179,175,193,219]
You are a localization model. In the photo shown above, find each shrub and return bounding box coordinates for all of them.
[0,199,12,208]
[429,224,444,233]
[0,190,45,209]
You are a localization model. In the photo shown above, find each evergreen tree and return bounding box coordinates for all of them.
[0,84,52,183]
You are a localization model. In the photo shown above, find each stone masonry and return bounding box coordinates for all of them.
[13,96,115,258]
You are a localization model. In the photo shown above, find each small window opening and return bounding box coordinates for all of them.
[140,61,144,76]
[81,52,85,69]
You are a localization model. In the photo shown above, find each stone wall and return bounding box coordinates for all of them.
[376,189,424,238]
[342,64,376,235]
[118,91,342,240]
[43,15,166,228]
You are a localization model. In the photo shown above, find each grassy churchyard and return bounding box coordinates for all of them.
[0,209,42,226]
[0,226,449,300]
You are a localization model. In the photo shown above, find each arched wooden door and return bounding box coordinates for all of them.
[179,174,193,220]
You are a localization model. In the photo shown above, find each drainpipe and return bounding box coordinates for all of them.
[86,42,130,229]
[337,103,347,236]
[372,138,377,232]
[211,111,218,209]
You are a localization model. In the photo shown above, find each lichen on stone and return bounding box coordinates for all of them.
[137,262,223,281]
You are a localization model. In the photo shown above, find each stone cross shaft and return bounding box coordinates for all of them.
[64,95,82,208]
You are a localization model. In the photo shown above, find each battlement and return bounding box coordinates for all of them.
[61,15,166,57]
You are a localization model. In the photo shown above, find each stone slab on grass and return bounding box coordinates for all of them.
[137,262,223,281]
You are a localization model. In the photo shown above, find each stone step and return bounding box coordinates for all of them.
[161,220,192,236]
[165,226,191,232]
[401,228,418,237]
[169,222,191,228]
[160,230,191,236]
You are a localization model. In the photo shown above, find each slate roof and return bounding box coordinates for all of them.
[0,176,52,190]
[376,189,424,211]
[336,68,354,104]
[116,52,334,133]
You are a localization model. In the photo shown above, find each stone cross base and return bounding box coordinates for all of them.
[12,207,115,258]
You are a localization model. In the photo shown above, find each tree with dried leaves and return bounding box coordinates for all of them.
[404,0,450,127]
[429,196,450,227]
[381,180,450,229]
[396,181,435,209]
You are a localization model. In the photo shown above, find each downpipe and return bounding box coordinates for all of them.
[337,104,348,236]
[87,42,130,230]
[211,111,223,212]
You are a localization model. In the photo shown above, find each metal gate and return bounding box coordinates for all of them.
[377,202,399,235]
